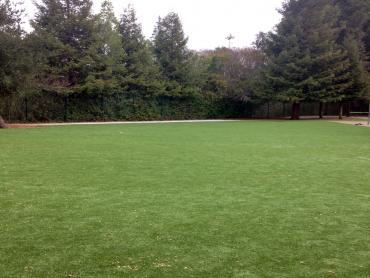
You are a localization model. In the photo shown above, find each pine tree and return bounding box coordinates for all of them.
[262,5,313,119]
[335,0,370,103]
[0,0,32,127]
[31,0,96,96]
[261,0,352,119]
[83,0,126,94]
[119,5,164,99]
[334,0,370,42]
[153,12,195,96]
[339,36,369,116]
[303,1,353,119]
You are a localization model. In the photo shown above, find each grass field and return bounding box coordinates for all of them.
[1,121,370,277]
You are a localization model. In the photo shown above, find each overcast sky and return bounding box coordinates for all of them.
[22,0,283,50]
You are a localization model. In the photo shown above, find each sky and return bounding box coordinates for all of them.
[22,0,283,50]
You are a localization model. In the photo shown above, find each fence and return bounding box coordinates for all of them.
[0,92,367,122]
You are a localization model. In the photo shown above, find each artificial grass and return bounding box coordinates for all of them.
[1,121,369,277]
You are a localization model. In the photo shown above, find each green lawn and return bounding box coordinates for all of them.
[1,121,370,277]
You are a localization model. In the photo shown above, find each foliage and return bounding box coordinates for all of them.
[83,0,126,94]
[153,12,199,97]
[30,0,96,95]
[119,5,164,98]
[334,0,370,100]
[259,0,356,119]
[202,47,266,103]
[0,0,33,126]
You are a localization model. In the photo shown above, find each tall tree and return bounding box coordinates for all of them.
[30,0,96,98]
[119,5,163,99]
[335,0,370,105]
[0,0,31,127]
[260,0,352,119]
[153,12,195,96]
[83,0,126,94]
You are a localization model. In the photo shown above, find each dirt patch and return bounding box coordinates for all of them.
[6,120,240,128]
[331,120,370,128]
[6,119,370,128]
[7,124,40,129]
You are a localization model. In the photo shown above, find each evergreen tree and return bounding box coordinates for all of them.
[335,0,370,103]
[119,5,164,99]
[0,0,32,127]
[339,36,370,116]
[83,0,126,94]
[302,1,353,119]
[261,0,352,119]
[30,0,96,97]
[153,12,195,96]
[334,0,370,42]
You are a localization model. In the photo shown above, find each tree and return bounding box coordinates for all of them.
[260,0,352,119]
[202,47,265,103]
[153,12,195,96]
[302,1,353,119]
[83,0,126,95]
[335,0,370,105]
[31,0,96,95]
[0,0,31,127]
[334,0,370,42]
[119,5,164,100]
[200,50,228,95]
[338,36,370,118]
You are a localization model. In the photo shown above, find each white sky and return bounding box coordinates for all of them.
[22,0,283,50]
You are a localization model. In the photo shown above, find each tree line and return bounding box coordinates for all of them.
[0,0,369,127]
[256,0,370,120]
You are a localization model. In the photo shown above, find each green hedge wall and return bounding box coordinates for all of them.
[1,92,366,122]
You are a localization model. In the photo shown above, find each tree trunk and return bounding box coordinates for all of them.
[0,115,8,128]
[319,102,323,119]
[338,102,343,120]
[291,102,300,120]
